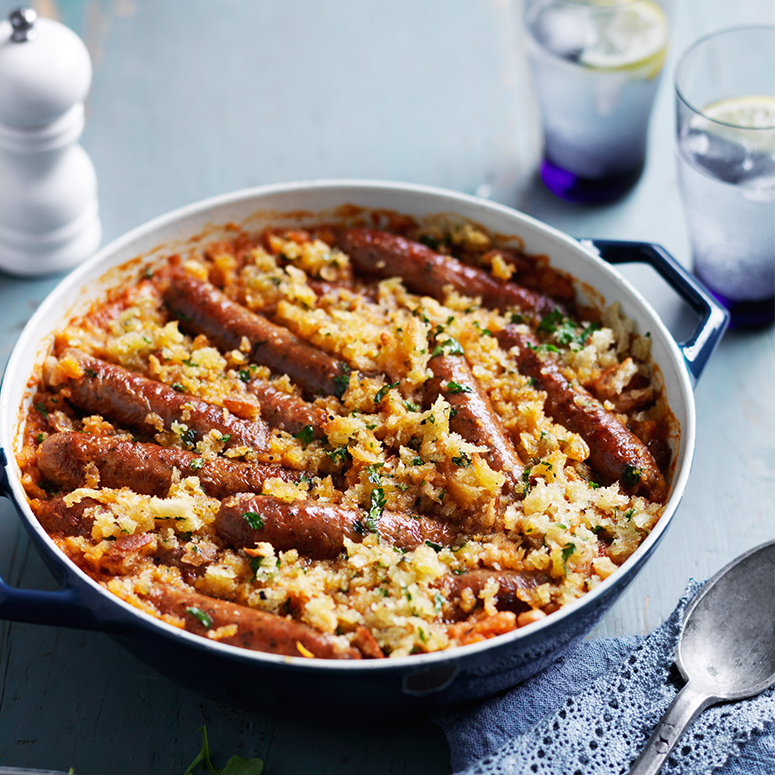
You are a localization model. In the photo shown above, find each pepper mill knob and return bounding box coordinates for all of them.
[10,7,37,42]
[0,8,101,276]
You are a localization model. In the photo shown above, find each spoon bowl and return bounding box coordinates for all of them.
[631,540,775,774]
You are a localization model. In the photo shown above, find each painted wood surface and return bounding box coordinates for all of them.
[0,1,772,772]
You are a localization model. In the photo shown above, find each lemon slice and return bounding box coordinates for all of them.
[702,95,775,130]
[579,0,668,78]
[691,95,775,155]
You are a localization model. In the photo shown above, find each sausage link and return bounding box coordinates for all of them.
[34,495,103,536]
[216,494,458,560]
[440,568,552,620]
[247,381,330,439]
[140,585,361,659]
[496,326,668,502]
[55,349,270,454]
[425,353,524,487]
[38,432,299,499]
[340,228,563,318]
[162,269,350,400]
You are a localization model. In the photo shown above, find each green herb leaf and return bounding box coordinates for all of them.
[242,511,264,530]
[171,382,186,393]
[218,434,232,444]
[237,369,251,383]
[183,726,264,775]
[444,381,472,394]
[430,336,464,358]
[424,540,443,552]
[36,432,45,443]
[451,453,471,468]
[622,465,642,489]
[295,424,315,446]
[538,308,564,334]
[185,607,213,629]
[34,401,49,420]
[365,463,384,484]
[327,446,348,464]
[562,543,576,566]
[189,457,205,471]
[84,368,98,378]
[521,466,532,496]
[403,399,419,412]
[333,362,352,399]
[374,381,399,404]
[365,486,386,533]
[182,428,197,448]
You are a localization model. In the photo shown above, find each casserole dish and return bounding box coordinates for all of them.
[0,180,727,715]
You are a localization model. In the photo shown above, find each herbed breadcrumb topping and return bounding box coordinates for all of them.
[18,218,671,658]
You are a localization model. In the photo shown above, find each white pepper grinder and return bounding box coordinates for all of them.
[0,7,101,277]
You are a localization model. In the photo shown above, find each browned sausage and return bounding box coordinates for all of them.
[162,269,350,400]
[38,432,300,499]
[340,228,564,318]
[247,381,330,440]
[140,585,361,659]
[440,568,552,620]
[55,349,270,455]
[34,494,103,536]
[216,494,458,560]
[425,353,524,487]
[496,326,668,502]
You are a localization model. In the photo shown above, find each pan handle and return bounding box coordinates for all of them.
[0,448,119,631]
[582,240,729,387]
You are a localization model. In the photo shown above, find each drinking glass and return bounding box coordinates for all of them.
[525,0,669,204]
[675,26,775,330]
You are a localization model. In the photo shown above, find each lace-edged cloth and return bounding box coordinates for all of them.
[436,581,775,775]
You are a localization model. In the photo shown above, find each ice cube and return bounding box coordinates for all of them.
[531,5,597,61]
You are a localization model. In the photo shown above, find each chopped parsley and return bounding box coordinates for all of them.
[374,381,399,404]
[365,463,384,484]
[404,399,419,412]
[182,428,197,448]
[452,452,471,468]
[424,540,443,552]
[521,466,533,496]
[189,457,205,471]
[327,446,349,464]
[242,511,264,530]
[218,433,232,444]
[444,381,472,394]
[333,363,352,399]
[295,424,314,447]
[365,486,386,534]
[237,369,252,383]
[537,308,564,334]
[171,382,186,393]
[562,542,576,569]
[622,465,642,489]
[84,368,98,378]
[185,607,213,629]
[34,401,49,420]
[430,336,464,358]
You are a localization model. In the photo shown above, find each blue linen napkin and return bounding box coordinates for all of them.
[435,581,775,775]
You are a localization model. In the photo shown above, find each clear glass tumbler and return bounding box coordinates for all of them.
[675,26,775,330]
[525,0,669,204]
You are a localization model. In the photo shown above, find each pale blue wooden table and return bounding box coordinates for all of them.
[0,1,772,772]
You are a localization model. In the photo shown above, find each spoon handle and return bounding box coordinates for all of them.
[629,681,717,775]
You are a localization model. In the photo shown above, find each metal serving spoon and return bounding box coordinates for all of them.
[630,539,775,775]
